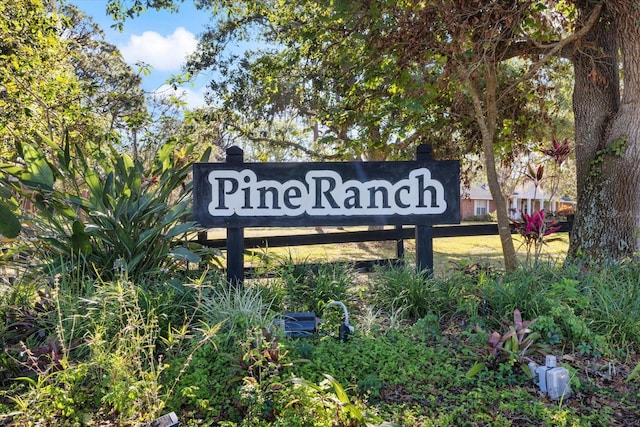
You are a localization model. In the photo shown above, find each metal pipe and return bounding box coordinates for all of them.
[325,301,354,335]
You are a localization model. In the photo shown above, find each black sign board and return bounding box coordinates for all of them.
[193,147,460,228]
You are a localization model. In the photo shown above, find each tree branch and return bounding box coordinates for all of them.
[498,1,604,103]
[226,122,343,160]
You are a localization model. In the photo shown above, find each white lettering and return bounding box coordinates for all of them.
[207,168,447,217]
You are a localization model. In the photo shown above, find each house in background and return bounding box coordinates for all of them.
[461,184,495,219]
[461,183,575,221]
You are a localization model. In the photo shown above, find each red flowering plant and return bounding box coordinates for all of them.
[512,138,572,268]
[511,208,562,268]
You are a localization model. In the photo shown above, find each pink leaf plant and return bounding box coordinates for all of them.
[511,209,562,268]
[540,137,571,167]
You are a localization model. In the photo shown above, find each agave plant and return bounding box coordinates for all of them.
[2,137,213,283]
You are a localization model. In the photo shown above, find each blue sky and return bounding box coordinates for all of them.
[70,0,213,108]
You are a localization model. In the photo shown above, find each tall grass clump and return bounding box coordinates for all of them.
[368,264,446,321]
[84,278,167,420]
[274,255,355,314]
[480,269,554,322]
[580,264,640,351]
[198,276,277,339]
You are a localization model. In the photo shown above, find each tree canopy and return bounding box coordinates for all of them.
[181,1,563,163]
[1,0,81,237]
[0,0,206,240]
[84,0,640,267]
[1,0,218,277]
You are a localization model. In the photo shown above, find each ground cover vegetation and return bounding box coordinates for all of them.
[2,254,640,426]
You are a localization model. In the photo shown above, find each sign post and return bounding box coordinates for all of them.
[193,145,460,284]
[225,146,245,286]
[415,145,434,273]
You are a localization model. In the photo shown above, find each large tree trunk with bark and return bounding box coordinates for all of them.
[567,1,640,264]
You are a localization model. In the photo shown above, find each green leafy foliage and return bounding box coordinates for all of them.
[580,266,640,348]
[2,270,220,425]
[274,257,354,315]
[0,204,21,238]
[5,262,640,425]
[289,374,386,427]
[104,0,565,167]
[2,139,211,282]
[0,0,150,248]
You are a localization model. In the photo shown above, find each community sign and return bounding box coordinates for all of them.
[193,148,460,227]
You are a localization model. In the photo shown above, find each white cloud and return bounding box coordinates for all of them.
[182,86,207,109]
[119,27,198,71]
[152,84,207,110]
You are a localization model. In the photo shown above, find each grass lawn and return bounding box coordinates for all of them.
[207,225,571,274]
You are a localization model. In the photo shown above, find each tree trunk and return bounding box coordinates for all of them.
[567,1,640,264]
[468,64,518,271]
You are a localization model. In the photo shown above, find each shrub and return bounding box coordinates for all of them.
[4,140,214,283]
[3,277,165,424]
[4,272,219,425]
[464,213,494,222]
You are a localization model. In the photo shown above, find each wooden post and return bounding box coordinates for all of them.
[225,146,245,286]
[415,225,433,274]
[395,225,405,260]
[415,145,434,274]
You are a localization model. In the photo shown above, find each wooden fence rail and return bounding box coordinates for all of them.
[195,220,573,276]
